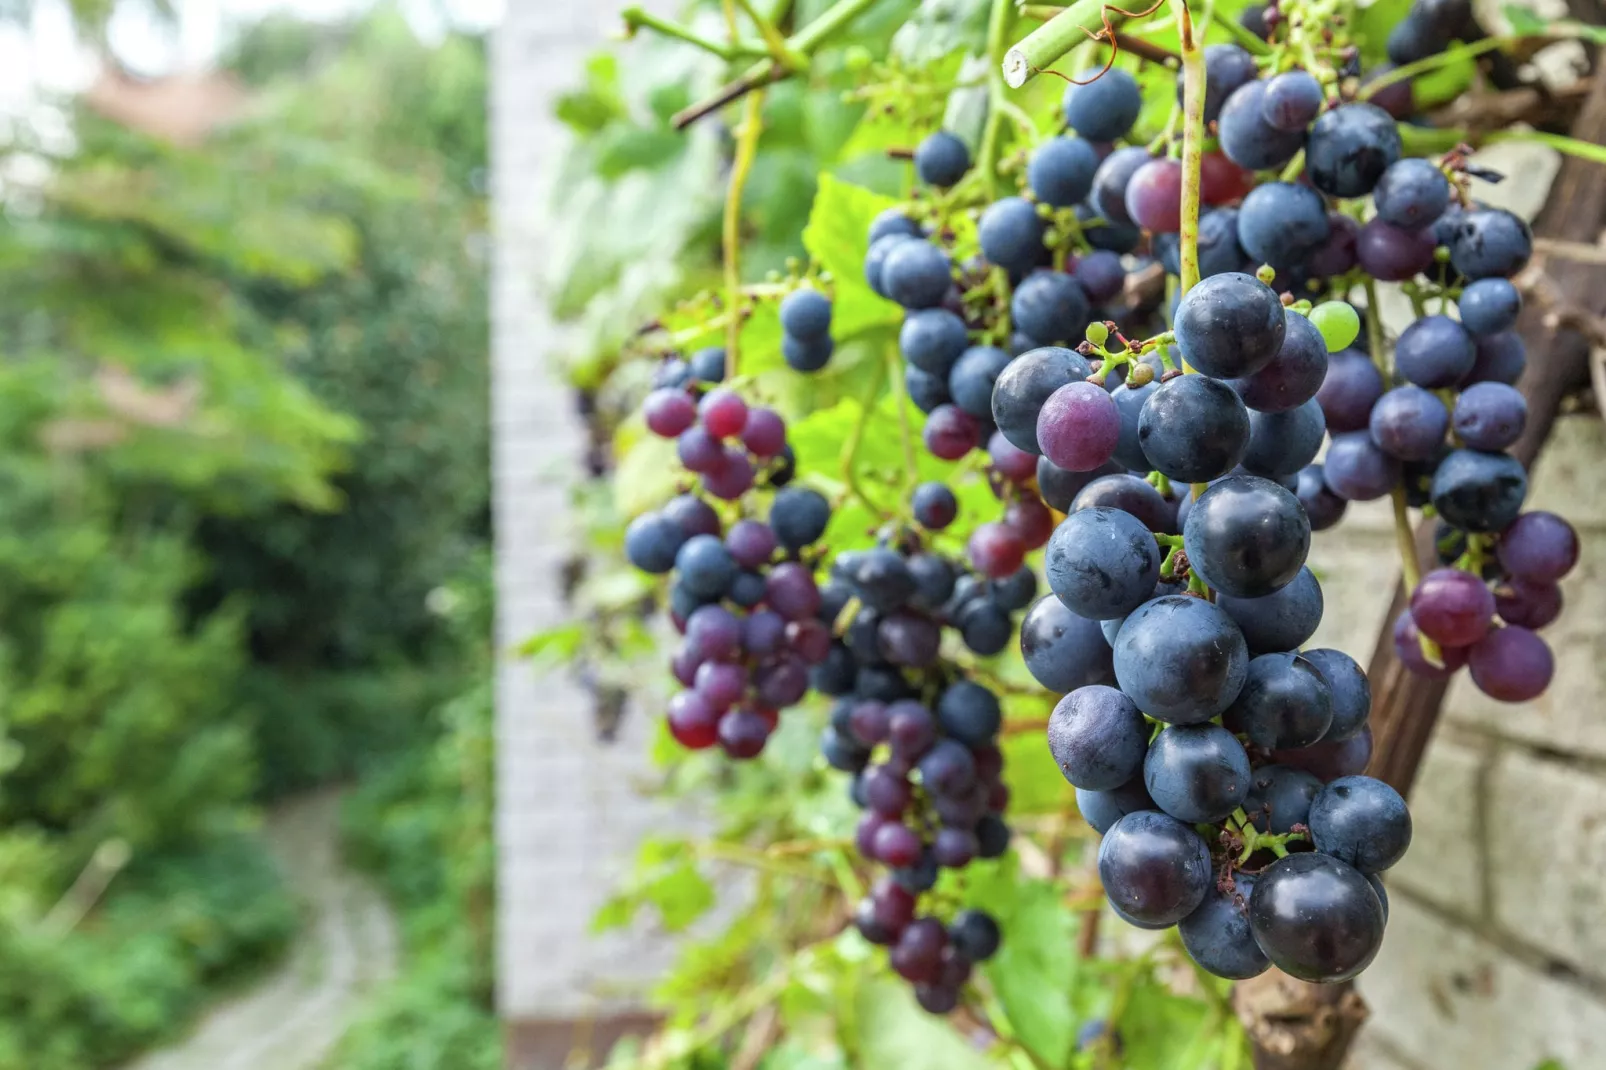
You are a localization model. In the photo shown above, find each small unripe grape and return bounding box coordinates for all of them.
[1309,302,1360,352]
[1086,321,1109,347]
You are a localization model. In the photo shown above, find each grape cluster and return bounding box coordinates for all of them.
[1036,273,1405,984]
[779,286,837,373]
[629,372,837,757]
[820,493,1027,1012]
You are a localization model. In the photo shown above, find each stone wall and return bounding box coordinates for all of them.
[1328,416,1606,1070]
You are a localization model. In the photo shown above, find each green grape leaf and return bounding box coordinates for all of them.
[803,174,905,338]
[1502,5,1549,35]
[854,980,993,1070]
[1000,726,1071,815]
[969,864,1081,1066]
[1117,975,1226,1070]
[613,432,682,517]
[517,621,588,661]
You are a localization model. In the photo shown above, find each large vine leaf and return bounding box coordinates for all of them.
[803,174,905,339]
[853,980,993,1070]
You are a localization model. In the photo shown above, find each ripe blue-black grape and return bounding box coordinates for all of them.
[991,345,1092,455]
[1250,853,1386,982]
[911,482,958,530]
[1027,136,1100,208]
[1045,507,1162,620]
[1217,566,1324,655]
[783,333,833,372]
[1089,146,1152,229]
[882,240,954,309]
[1369,385,1449,460]
[1395,314,1475,388]
[1449,208,1533,279]
[1020,596,1117,692]
[918,739,977,797]
[958,599,1013,655]
[1498,511,1579,584]
[1071,473,1178,534]
[675,534,738,598]
[899,308,969,376]
[1174,271,1287,379]
[865,234,915,297]
[770,488,831,550]
[1274,726,1374,782]
[1076,776,1155,834]
[908,553,957,609]
[978,197,1047,275]
[937,681,1002,746]
[1063,67,1142,141]
[1372,157,1451,229]
[1144,723,1253,823]
[1156,207,1244,280]
[1304,103,1402,197]
[1230,309,1328,413]
[914,131,970,187]
[1431,448,1528,532]
[1184,475,1311,598]
[905,365,951,414]
[1223,652,1334,749]
[1306,213,1362,278]
[1297,464,1349,531]
[1243,765,1323,834]
[664,492,720,537]
[1237,181,1331,269]
[1452,381,1526,450]
[991,565,1039,610]
[1261,70,1324,131]
[950,910,1001,961]
[1467,624,1553,701]
[1110,381,1156,470]
[1303,649,1372,742]
[1218,80,1306,171]
[780,288,832,340]
[1137,374,1252,483]
[1184,43,1259,122]
[1467,329,1527,384]
[1048,685,1147,791]
[1180,875,1270,980]
[1242,398,1327,478]
[1011,271,1091,345]
[822,726,871,771]
[1077,204,1143,253]
[689,346,726,383]
[1357,217,1437,282]
[1387,8,1450,64]
[1038,454,1123,510]
[1458,278,1521,336]
[1074,249,1127,302]
[625,512,684,573]
[1323,431,1401,501]
[948,345,1013,418]
[1113,595,1249,724]
[1317,348,1386,432]
[1309,776,1413,873]
[869,209,922,244]
[1097,810,1214,928]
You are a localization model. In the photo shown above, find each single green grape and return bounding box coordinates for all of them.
[1086,321,1109,346]
[1309,301,1361,353]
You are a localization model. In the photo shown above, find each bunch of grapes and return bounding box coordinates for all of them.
[629,372,837,758]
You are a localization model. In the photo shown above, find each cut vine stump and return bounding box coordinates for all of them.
[1232,36,1606,1070]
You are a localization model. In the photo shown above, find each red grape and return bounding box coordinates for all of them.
[668,690,720,749]
[1037,381,1120,472]
[1409,568,1494,648]
[1468,626,1553,702]
[924,404,981,460]
[644,388,696,437]
[1124,157,1184,233]
[968,521,1026,579]
[699,388,750,438]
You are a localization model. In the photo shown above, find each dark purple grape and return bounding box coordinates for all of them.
[1374,158,1452,230]
[1452,382,1526,450]
[718,707,772,759]
[1144,723,1252,823]
[914,131,970,187]
[1309,775,1412,873]
[667,690,721,749]
[890,917,948,983]
[1063,67,1143,141]
[1498,511,1579,583]
[888,700,936,760]
[1431,448,1528,532]
[725,520,776,569]
[1363,65,1414,119]
[1219,80,1305,171]
[1201,152,1253,205]
[1074,249,1127,302]
[1369,385,1449,460]
[908,553,958,610]
[1323,432,1400,501]
[1224,652,1334,749]
[1125,157,1183,233]
[1004,495,1055,550]
[1411,567,1495,648]
[1028,136,1100,208]
[1230,311,1328,413]
[1217,565,1324,655]
[1305,213,1361,279]
[1242,398,1327,479]
[1011,272,1091,348]
[877,611,941,667]
[822,724,871,771]
[1037,381,1120,472]
[978,197,1048,275]
[1089,146,1152,229]
[1137,374,1251,483]
[849,700,892,747]
[1045,507,1162,620]
[991,345,1092,455]
[1305,103,1402,197]
[756,656,810,707]
[1458,278,1521,336]
[957,599,1013,655]
[1393,608,1467,679]
[873,821,923,868]
[1296,464,1348,531]
[950,910,1001,961]
[1037,454,1123,511]
[694,661,746,712]
[1387,8,1450,64]
[1243,765,1323,834]
[1357,218,1437,281]
[1467,625,1553,702]
[644,389,697,438]
[1184,475,1311,599]
[1179,875,1269,980]
[1071,473,1176,534]
[1260,70,1323,131]
[1238,181,1331,270]
[911,482,958,530]
[1495,578,1562,629]
[742,609,787,658]
[664,492,722,538]
[1317,349,1385,433]
[924,404,982,460]
[1273,725,1374,782]
[1048,684,1147,790]
[1108,379,1157,469]
[1020,596,1117,693]
[1097,811,1213,927]
[1449,208,1533,280]
[968,521,1027,580]
[1113,595,1249,724]
[766,561,822,621]
[1466,329,1527,385]
[1249,853,1386,982]
[1174,271,1287,379]
[932,826,979,869]
[919,739,978,797]
[1302,648,1371,741]
[770,487,830,550]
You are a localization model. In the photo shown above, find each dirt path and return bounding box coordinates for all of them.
[125,790,399,1070]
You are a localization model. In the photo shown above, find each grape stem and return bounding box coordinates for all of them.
[1206,3,1271,56]
[976,0,1015,198]
[841,365,889,517]
[1001,0,1131,89]
[722,91,767,380]
[1171,0,1204,297]
[887,349,920,490]
[621,7,761,60]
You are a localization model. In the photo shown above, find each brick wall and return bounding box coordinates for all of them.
[490,0,685,1032]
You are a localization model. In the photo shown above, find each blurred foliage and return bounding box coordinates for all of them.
[0,3,491,1066]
